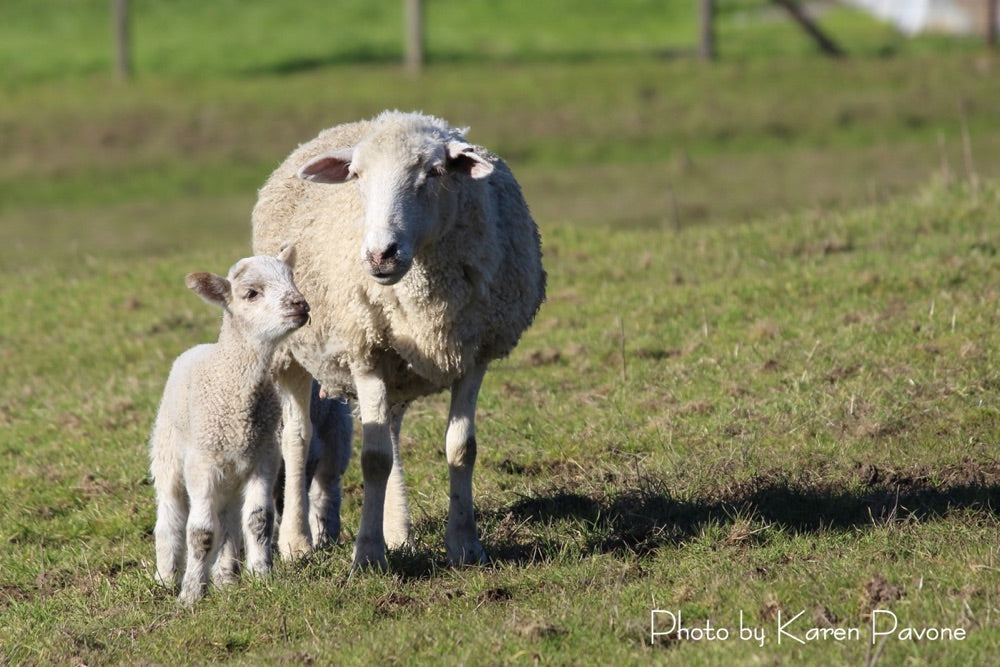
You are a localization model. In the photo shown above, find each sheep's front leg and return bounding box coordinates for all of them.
[445,364,488,566]
[275,362,314,559]
[178,480,222,606]
[383,403,412,549]
[211,502,242,587]
[352,367,392,571]
[243,452,278,576]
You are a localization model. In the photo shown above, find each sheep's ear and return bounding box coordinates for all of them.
[446,141,493,180]
[277,244,296,269]
[185,272,231,308]
[298,148,355,183]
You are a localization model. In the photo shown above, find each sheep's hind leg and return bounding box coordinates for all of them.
[274,360,314,559]
[445,364,488,566]
[352,367,392,571]
[153,475,188,589]
[308,387,352,547]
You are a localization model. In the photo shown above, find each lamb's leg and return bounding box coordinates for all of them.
[178,481,222,606]
[383,402,412,549]
[352,367,392,571]
[153,474,188,589]
[274,361,314,559]
[243,452,278,576]
[445,364,488,566]
[211,502,241,587]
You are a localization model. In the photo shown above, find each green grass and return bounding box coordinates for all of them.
[1,2,999,665]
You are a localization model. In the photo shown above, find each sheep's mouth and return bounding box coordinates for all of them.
[369,264,409,285]
[288,311,311,328]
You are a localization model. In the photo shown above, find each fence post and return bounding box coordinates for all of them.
[698,0,715,61]
[404,0,424,73]
[112,0,132,81]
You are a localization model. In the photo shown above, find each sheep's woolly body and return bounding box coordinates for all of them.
[253,112,544,400]
[150,339,281,489]
[252,111,545,567]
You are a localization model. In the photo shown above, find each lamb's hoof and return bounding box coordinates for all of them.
[352,539,388,572]
[278,534,312,560]
[245,559,274,577]
[178,583,206,607]
[446,536,488,567]
[211,569,240,588]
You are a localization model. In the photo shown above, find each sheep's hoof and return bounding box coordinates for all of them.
[352,539,388,572]
[277,534,312,560]
[446,537,488,567]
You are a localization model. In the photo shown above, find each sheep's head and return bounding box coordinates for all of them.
[185,247,310,343]
[297,113,493,285]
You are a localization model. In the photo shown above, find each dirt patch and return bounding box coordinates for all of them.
[374,592,419,617]
[477,586,513,606]
[861,574,905,617]
[513,620,567,640]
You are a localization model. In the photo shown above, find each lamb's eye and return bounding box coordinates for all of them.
[245,288,260,300]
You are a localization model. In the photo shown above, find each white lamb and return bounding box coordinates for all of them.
[252,110,546,570]
[149,248,310,605]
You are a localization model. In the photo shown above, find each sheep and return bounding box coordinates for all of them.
[252,110,546,570]
[149,248,310,605]
[273,381,353,547]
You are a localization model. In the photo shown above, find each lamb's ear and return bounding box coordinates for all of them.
[185,272,231,308]
[446,141,493,179]
[298,148,355,183]
[277,244,296,269]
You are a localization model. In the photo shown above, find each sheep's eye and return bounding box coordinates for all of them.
[427,165,446,178]
[244,288,260,300]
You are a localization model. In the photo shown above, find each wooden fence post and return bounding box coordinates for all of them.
[404,0,424,73]
[112,0,132,81]
[698,0,716,61]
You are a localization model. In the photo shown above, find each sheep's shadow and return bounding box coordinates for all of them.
[387,462,999,578]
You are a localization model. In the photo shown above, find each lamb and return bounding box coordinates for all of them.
[149,248,310,605]
[252,110,546,570]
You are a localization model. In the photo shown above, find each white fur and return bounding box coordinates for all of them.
[149,250,310,605]
[253,111,546,569]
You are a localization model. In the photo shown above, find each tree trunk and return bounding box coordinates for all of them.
[698,0,715,61]
[404,0,424,74]
[112,0,132,81]
[771,0,844,58]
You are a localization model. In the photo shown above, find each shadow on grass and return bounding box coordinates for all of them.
[240,47,691,76]
[388,461,999,578]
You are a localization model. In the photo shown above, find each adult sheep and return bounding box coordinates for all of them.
[252,110,546,570]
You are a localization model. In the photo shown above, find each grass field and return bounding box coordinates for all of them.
[1,2,999,665]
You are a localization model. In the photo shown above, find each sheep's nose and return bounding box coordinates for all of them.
[367,242,398,268]
[287,295,309,313]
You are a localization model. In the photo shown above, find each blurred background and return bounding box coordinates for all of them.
[1,0,998,268]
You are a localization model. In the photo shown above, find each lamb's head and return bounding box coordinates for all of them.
[185,246,310,344]
[297,111,494,285]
